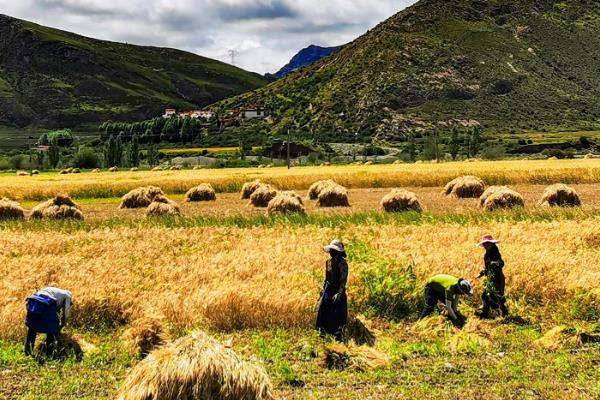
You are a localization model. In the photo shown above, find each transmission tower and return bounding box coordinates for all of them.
[227,49,239,65]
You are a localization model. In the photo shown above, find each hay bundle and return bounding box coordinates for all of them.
[30,194,84,220]
[444,176,485,198]
[482,187,525,211]
[478,185,507,207]
[31,170,40,175]
[59,169,70,175]
[169,165,181,171]
[534,326,579,350]
[109,167,119,172]
[152,166,163,172]
[344,314,377,347]
[72,168,81,174]
[130,167,139,172]
[539,184,581,207]
[0,198,25,220]
[120,186,165,209]
[117,330,274,400]
[308,179,336,200]
[122,317,168,358]
[584,153,594,159]
[317,184,350,207]
[249,185,277,208]
[146,195,180,217]
[185,184,217,202]
[381,189,422,213]
[267,192,306,215]
[324,344,389,372]
[16,170,29,176]
[279,191,303,205]
[91,168,101,173]
[241,180,262,199]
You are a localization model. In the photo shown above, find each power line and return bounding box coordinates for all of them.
[227,49,239,65]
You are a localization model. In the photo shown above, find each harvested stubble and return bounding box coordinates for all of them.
[482,187,525,211]
[317,184,350,207]
[185,184,217,202]
[267,192,306,215]
[117,330,274,400]
[0,198,25,220]
[122,316,168,358]
[30,194,84,220]
[479,185,507,207]
[241,180,263,199]
[381,189,422,213]
[324,343,389,372]
[249,185,277,208]
[444,175,485,198]
[120,186,165,209]
[146,195,180,217]
[539,184,581,207]
[308,179,336,200]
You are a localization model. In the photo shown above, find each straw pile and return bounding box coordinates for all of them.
[60,169,70,175]
[317,184,350,207]
[146,195,181,217]
[584,153,594,159]
[345,314,377,347]
[31,170,39,175]
[241,180,263,199]
[0,198,25,220]
[482,187,525,211]
[122,316,168,358]
[185,184,217,202]
[120,186,165,209]
[169,165,181,171]
[381,189,422,213]
[16,170,29,176]
[444,176,485,198]
[109,167,119,172]
[130,167,139,172]
[308,180,336,200]
[72,168,81,174]
[534,326,580,350]
[267,192,306,215]
[479,186,507,207]
[30,194,84,220]
[324,344,389,372]
[539,184,581,207]
[117,330,274,400]
[91,168,101,173]
[249,185,277,207]
[152,166,163,171]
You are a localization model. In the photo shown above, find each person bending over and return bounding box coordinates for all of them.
[420,274,472,328]
[24,287,72,356]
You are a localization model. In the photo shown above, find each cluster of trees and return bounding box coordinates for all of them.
[406,126,487,161]
[100,116,213,144]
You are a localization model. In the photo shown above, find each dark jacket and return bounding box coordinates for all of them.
[479,245,505,295]
[325,254,348,296]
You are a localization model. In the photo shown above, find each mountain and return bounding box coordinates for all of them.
[0,14,268,129]
[219,0,600,141]
[270,45,339,79]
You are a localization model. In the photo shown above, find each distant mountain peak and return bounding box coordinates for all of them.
[270,45,340,79]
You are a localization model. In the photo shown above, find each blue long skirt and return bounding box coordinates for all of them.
[316,282,348,339]
[25,294,60,334]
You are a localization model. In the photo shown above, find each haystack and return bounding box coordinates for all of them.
[120,186,165,209]
[444,176,485,198]
[109,167,119,172]
[308,179,336,200]
[279,190,303,205]
[539,184,581,207]
[16,170,29,176]
[31,170,40,175]
[0,198,25,220]
[381,189,422,213]
[482,187,525,211]
[72,168,81,174]
[185,184,217,202]
[30,194,84,220]
[146,195,180,217]
[267,192,306,215]
[152,166,163,172]
[324,343,389,372]
[478,185,507,207]
[241,180,262,199]
[91,168,101,173]
[131,167,139,172]
[59,169,70,175]
[584,153,594,159]
[317,184,350,207]
[344,314,377,347]
[117,330,274,400]
[122,316,168,358]
[249,185,277,208]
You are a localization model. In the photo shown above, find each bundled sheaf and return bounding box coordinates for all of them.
[249,185,277,207]
[120,186,165,209]
[324,343,389,372]
[30,194,84,220]
[539,184,582,207]
[185,184,217,202]
[308,179,336,200]
[109,167,119,172]
[122,316,168,358]
[478,185,507,207]
[444,176,485,198]
[316,184,350,207]
[482,187,525,211]
[117,330,275,400]
[16,170,29,176]
[267,192,306,215]
[0,198,25,220]
[344,315,377,347]
[146,195,181,217]
[241,180,263,199]
[381,189,422,213]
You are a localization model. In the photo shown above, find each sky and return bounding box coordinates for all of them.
[0,0,418,74]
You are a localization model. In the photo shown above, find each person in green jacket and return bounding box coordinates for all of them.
[420,274,473,327]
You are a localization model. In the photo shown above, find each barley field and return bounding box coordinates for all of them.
[0,161,599,400]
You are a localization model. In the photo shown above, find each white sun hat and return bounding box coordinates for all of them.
[323,239,345,253]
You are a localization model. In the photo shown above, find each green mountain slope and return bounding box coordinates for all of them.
[219,0,600,140]
[0,14,268,129]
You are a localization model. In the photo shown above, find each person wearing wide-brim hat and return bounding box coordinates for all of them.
[476,235,509,319]
[315,239,349,341]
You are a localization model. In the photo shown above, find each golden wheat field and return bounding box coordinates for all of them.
[1,161,599,400]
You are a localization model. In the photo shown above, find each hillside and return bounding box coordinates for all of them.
[270,45,339,79]
[219,0,600,141]
[0,14,268,129]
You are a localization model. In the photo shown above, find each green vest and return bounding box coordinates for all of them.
[427,274,460,301]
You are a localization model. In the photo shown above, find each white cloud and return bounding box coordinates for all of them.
[0,0,418,73]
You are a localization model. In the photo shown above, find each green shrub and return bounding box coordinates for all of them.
[73,147,100,169]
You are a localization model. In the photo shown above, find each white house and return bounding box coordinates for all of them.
[191,110,215,120]
[240,107,267,119]
[163,109,177,118]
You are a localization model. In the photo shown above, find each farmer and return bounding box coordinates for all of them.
[24,287,73,356]
[420,274,473,328]
[316,239,349,341]
[477,235,509,318]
